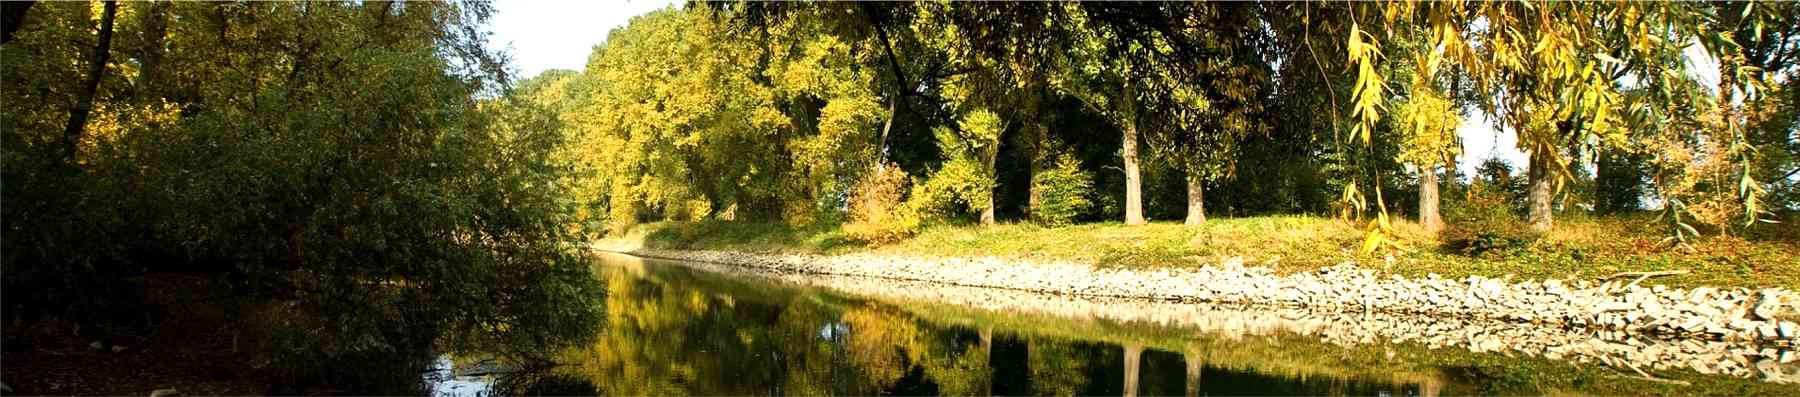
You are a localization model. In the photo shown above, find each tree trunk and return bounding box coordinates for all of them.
[1185,171,1206,226]
[1123,344,1143,397]
[878,93,898,164]
[1026,125,1045,220]
[1123,119,1145,225]
[1419,167,1443,233]
[980,198,996,224]
[1526,151,1554,233]
[864,7,907,167]
[62,0,118,164]
[981,142,999,226]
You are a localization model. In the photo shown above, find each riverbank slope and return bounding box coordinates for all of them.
[605,215,1800,289]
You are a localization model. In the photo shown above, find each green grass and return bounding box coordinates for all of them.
[599,215,1800,290]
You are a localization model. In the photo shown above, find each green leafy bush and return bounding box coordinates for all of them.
[1031,154,1095,226]
[899,110,1001,222]
[1441,184,1539,256]
[906,157,990,218]
[844,163,921,243]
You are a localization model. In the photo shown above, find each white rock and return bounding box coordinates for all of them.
[1753,290,1786,320]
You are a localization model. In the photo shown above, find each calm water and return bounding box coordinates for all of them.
[428,254,1797,396]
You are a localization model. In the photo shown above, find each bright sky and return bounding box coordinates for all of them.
[486,1,1722,180]
[488,0,680,80]
[1452,45,1720,178]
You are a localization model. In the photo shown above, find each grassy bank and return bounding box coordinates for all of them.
[598,215,1800,290]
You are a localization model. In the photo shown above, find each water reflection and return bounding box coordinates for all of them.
[430,253,1799,396]
[430,255,1438,396]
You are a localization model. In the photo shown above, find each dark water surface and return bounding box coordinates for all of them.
[428,254,1797,396]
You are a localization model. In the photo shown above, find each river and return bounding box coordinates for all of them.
[427,253,1799,396]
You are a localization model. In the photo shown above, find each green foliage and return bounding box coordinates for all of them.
[1393,87,1461,168]
[908,155,992,219]
[1594,149,1651,214]
[1471,157,1529,208]
[905,110,1004,220]
[2,1,600,392]
[1441,185,1540,257]
[845,163,923,244]
[1031,153,1095,226]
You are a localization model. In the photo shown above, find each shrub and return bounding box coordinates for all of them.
[844,163,921,243]
[1031,154,1094,226]
[1441,184,1539,256]
[905,156,991,219]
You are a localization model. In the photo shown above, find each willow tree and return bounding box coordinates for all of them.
[910,3,1027,225]
[1390,13,1465,234]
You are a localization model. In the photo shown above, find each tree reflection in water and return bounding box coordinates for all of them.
[456,255,1433,396]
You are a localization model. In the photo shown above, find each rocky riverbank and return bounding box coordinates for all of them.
[631,253,1800,383]
[605,248,1800,345]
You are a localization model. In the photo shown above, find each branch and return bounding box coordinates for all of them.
[61,0,117,164]
[1601,269,1689,290]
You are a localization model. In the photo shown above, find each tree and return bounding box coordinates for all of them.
[1138,3,1273,226]
[3,1,602,390]
[60,0,115,164]
[1393,41,1463,233]
[1054,3,1168,226]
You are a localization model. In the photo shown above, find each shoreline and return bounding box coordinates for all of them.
[598,247,1800,345]
[608,251,1800,383]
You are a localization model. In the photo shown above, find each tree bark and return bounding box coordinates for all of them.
[981,139,999,226]
[863,5,908,166]
[878,96,897,164]
[1123,343,1143,397]
[1526,151,1554,233]
[980,197,996,225]
[1185,171,1206,226]
[62,0,118,164]
[1419,166,1443,233]
[1123,118,1145,226]
[1026,125,1045,221]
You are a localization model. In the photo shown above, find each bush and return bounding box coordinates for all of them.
[1441,184,1539,256]
[905,156,992,219]
[844,163,921,243]
[1031,154,1094,226]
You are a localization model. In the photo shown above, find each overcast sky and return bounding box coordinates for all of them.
[487,1,1730,180]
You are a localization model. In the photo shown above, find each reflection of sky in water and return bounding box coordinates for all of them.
[426,356,491,397]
